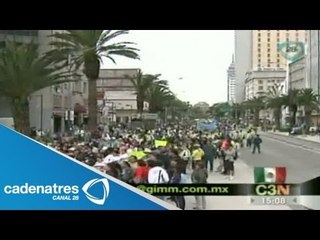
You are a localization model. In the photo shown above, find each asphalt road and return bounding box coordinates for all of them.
[243,132,320,184]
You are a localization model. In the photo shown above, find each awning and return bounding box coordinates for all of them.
[74,103,87,114]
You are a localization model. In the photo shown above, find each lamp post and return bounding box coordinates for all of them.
[126,104,133,123]
[32,94,43,134]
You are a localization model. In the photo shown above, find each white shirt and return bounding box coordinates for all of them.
[103,154,121,164]
[148,166,169,184]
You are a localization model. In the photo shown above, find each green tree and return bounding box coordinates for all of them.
[46,30,139,130]
[244,96,265,127]
[146,82,173,113]
[281,89,300,127]
[0,41,78,136]
[264,84,284,129]
[298,88,319,132]
[129,71,167,117]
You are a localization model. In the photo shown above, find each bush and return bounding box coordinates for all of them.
[278,127,290,132]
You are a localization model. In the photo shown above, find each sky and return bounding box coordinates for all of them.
[101,30,235,105]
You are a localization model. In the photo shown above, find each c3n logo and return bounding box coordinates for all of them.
[255,185,290,196]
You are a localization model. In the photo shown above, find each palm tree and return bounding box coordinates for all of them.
[46,30,139,130]
[264,84,284,130]
[281,89,300,127]
[146,83,173,113]
[0,41,78,136]
[298,88,319,132]
[244,96,265,127]
[129,71,168,117]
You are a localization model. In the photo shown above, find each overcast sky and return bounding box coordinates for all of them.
[101,30,235,105]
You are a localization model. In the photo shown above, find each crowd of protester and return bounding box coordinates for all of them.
[37,123,262,210]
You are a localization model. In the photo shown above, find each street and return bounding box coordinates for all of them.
[182,132,320,210]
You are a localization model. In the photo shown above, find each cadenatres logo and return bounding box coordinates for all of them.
[82,178,110,205]
[2,178,110,206]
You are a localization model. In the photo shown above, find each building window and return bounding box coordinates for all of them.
[258,64,261,67]
[258,48,261,52]
[296,32,299,37]
[258,53,261,57]
[268,43,270,47]
[258,43,261,47]
[277,38,280,42]
[258,33,261,37]
[258,80,263,84]
[258,86,263,90]
[267,33,270,37]
[277,64,280,67]
[277,59,280,62]
[272,80,275,83]
[286,38,289,42]
[277,32,280,37]
[268,48,270,52]
[277,54,280,57]
[267,80,271,83]
[268,64,270,67]
[268,38,270,42]
[258,38,261,42]
[267,54,270,57]
[258,59,261,62]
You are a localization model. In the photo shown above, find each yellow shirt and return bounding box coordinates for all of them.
[192,148,205,161]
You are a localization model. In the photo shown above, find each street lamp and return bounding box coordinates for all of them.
[126,104,133,122]
[31,94,43,134]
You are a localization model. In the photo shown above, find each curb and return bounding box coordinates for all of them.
[262,132,320,144]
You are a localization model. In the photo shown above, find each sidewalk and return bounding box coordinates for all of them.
[181,159,292,210]
[266,130,320,143]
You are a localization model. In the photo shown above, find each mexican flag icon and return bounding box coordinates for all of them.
[254,167,286,183]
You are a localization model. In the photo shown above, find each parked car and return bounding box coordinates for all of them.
[290,125,302,135]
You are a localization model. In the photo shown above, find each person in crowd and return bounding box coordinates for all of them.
[191,161,208,210]
[133,159,149,184]
[202,139,216,172]
[121,161,134,184]
[252,134,262,154]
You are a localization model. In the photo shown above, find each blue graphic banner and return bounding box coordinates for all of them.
[196,119,218,131]
[0,125,175,210]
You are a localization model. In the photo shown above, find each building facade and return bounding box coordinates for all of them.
[234,30,252,103]
[306,30,320,95]
[289,56,306,90]
[245,69,286,100]
[98,68,149,124]
[252,30,306,70]
[235,30,307,103]
[227,55,236,103]
[0,30,88,133]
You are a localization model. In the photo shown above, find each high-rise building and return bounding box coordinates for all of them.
[227,55,236,103]
[252,30,306,70]
[234,30,252,103]
[306,30,320,95]
[235,30,307,102]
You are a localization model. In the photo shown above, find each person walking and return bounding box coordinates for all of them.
[191,161,208,210]
[202,139,216,172]
[252,134,262,154]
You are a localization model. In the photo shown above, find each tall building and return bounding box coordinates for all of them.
[305,30,320,126]
[235,30,307,102]
[227,55,236,103]
[234,30,252,103]
[252,30,306,70]
[306,30,320,95]
[0,30,88,133]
